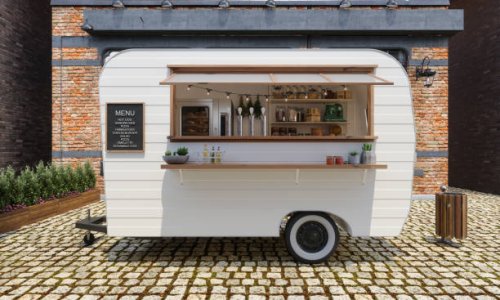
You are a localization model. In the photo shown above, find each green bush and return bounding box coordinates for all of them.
[36,162,53,199]
[83,161,96,190]
[75,164,86,193]
[18,167,41,206]
[0,161,97,212]
[0,167,16,210]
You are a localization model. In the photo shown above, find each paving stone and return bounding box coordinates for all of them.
[0,188,498,298]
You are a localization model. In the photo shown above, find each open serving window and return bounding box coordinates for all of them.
[160,65,393,142]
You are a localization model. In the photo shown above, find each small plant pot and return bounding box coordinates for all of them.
[163,155,189,164]
[348,155,360,165]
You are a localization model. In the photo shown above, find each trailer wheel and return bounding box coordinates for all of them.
[83,232,95,246]
[285,212,339,264]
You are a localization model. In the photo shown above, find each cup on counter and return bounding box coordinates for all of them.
[326,156,335,165]
[335,156,344,165]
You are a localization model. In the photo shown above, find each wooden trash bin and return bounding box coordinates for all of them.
[435,190,468,240]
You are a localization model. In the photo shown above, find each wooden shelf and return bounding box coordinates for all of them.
[270,98,353,103]
[168,136,378,142]
[161,163,387,170]
[271,121,348,125]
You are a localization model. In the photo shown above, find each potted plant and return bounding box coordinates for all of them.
[348,151,360,165]
[361,144,376,164]
[163,147,190,164]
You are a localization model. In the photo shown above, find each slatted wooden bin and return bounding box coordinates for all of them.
[435,192,468,240]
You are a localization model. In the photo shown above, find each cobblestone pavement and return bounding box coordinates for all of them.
[1,188,499,299]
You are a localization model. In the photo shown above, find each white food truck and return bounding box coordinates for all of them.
[77,49,415,263]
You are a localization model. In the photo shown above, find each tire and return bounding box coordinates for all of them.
[83,232,96,246]
[285,212,340,264]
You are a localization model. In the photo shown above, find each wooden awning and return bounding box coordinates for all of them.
[160,72,393,86]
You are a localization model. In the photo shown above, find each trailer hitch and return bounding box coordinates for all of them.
[75,209,107,246]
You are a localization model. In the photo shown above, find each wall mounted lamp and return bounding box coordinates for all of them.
[112,0,125,8]
[416,56,437,88]
[265,0,277,8]
[161,0,173,8]
[219,0,230,8]
[386,0,398,9]
[81,19,93,32]
[339,0,352,9]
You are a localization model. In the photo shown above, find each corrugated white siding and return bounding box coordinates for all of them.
[100,49,415,237]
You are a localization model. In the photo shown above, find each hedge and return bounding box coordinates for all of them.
[0,161,96,212]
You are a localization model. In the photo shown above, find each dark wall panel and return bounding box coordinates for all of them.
[449,0,500,194]
[0,0,52,169]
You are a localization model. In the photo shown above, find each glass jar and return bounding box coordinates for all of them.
[275,106,287,122]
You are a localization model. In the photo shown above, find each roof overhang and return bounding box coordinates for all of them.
[82,9,464,36]
[51,0,451,7]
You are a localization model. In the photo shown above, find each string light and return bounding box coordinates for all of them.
[343,85,348,91]
[323,89,328,96]
[183,84,334,101]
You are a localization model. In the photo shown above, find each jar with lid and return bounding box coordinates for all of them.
[275,106,287,122]
[288,107,298,122]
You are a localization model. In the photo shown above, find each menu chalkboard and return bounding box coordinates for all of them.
[106,103,144,152]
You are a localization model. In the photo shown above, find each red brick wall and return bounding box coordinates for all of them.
[51,6,451,195]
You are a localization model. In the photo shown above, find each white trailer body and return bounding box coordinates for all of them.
[98,49,415,261]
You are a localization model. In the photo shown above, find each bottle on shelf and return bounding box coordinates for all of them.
[202,144,209,163]
[210,146,215,163]
[215,146,222,163]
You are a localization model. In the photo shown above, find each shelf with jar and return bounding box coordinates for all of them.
[270,99,351,137]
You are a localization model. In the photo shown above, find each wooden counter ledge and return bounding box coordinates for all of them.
[161,163,387,170]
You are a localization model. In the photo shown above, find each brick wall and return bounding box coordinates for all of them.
[51,6,452,195]
[409,48,449,194]
[0,0,52,170]
[449,0,500,194]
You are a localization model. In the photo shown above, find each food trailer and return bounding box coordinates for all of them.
[78,49,415,263]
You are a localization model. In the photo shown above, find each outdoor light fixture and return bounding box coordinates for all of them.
[161,0,173,9]
[112,0,125,8]
[265,0,276,8]
[386,0,398,9]
[339,0,352,9]
[218,0,230,9]
[80,19,93,32]
[416,56,437,87]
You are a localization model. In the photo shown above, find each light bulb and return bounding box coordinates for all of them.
[305,94,308,99]
[245,95,250,102]
[226,93,231,99]
[265,96,269,102]
[343,85,348,91]
[206,89,211,96]
[187,85,192,91]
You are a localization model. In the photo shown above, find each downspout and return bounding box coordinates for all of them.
[59,37,63,164]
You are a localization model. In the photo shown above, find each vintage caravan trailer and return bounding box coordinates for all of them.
[78,49,415,263]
